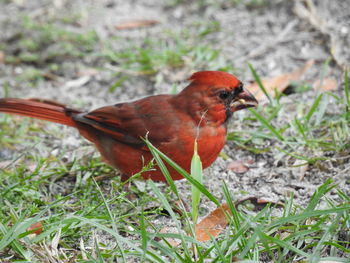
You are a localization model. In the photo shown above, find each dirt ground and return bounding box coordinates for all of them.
[1,0,350,224]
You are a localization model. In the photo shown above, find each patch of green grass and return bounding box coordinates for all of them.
[102,39,228,75]
[0,151,163,261]
[3,14,231,87]
[102,25,233,76]
[0,116,44,147]
[1,149,349,262]
[2,15,100,86]
[4,16,98,67]
[1,141,348,261]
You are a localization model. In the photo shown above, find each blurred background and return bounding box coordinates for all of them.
[1,0,348,106]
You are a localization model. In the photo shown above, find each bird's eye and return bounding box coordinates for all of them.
[219,90,230,100]
[237,83,243,93]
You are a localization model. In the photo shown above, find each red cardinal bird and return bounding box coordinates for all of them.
[0,71,257,181]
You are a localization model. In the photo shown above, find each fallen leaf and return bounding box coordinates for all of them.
[195,203,230,242]
[115,20,160,30]
[313,78,337,92]
[27,221,43,235]
[41,72,61,81]
[77,68,99,77]
[196,198,284,242]
[227,160,249,173]
[247,60,314,100]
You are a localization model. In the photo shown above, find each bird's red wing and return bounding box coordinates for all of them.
[73,99,173,150]
[73,104,145,147]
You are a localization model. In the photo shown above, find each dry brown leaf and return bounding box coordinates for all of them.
[196,198,284,242]
[195,203,230,242]
[313,78,337,92]
[77,68,99,77]
[115,20,160,30]
[41,72,60,81]
[227,160,249,174]
[247,60,314,100]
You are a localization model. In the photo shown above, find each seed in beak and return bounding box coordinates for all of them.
[238,99,246,104]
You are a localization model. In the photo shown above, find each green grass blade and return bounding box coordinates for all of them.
[314,93,329,126]
[259,232,310,258]
[148,181,180,226]
[222,181,241,230]
[305,93,323,123]
[310,212,343,263]
[191,140,203,224]
[144,139,220,206]
[140,207,148,263]
[70,215,163,262]
[248,63,273,104]
[0,222,32,261]
[249,108,284,141]
[94,237,106,263]
[268,206,350,229]
[294,117,308,143]
[148,180,191,260]
[0,195,70,250]
[239,230,259,259]
[93,179,126,262]
[305,179,335,212]
[146,138,180,198]
[344,69,350,110]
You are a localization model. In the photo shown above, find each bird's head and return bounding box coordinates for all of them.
[178,71,258,124]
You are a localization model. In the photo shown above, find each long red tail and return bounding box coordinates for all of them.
[0,98,81,127]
